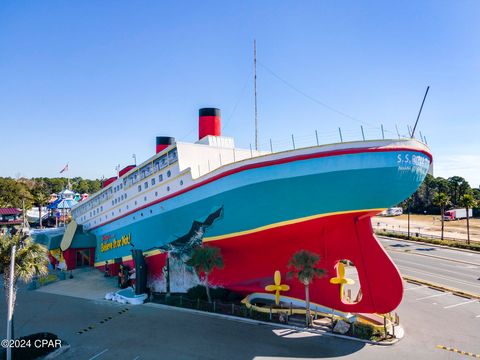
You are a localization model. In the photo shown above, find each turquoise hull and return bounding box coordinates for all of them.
[91,149,430,264]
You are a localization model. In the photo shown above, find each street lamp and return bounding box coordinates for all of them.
[6,234,27,360]
[407,198,412,240]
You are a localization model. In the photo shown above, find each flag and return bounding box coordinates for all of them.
[60,164,69,173]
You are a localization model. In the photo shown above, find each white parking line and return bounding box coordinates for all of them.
[416,292,449,301]
[88,349,109,360]
[444,299,478,309]
[405,285,427,291]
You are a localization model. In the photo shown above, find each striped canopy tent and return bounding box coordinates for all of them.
[55,198,78,210]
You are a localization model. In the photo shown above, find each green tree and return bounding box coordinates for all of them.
[459,194,477,245]
[185,246,224,303]
[287,250,325,327]
[447,176,470,206]
[0,178,33,209]
[433,192,450,240]
[32,182,49,229]
[0,233,49,336]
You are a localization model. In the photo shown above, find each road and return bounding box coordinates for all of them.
[378,236,480,295]
[0,238,479,359]
[0,284,479,360]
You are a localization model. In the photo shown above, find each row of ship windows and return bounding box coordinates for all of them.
[88,209,157,227]
[80,177,186,223]
[136,170,185,192]
[113,183,123,193]
[112,193,128,206]
[75,152,178,217]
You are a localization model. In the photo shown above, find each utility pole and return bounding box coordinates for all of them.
[254,39,258,151]
[6,245,16,360]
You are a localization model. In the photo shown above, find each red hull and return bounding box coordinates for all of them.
[102,211,402,314]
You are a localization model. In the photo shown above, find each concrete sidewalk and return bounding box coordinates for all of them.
[36,267,118,301]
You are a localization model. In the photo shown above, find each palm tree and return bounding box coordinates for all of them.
[0,233,49,337]
[287,250,325,327]
[433,192,450,240]
[185,246,224,303]
[33,191,48,229]
[459,194,477,245]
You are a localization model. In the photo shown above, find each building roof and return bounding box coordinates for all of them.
[0,220,22,226]
[0,208,21,215]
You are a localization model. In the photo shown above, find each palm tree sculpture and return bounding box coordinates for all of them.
[0,233,49,337]
[460,194,477,245]
[186,245,224,303]
[433,192,450,240]
[287,250,325,327]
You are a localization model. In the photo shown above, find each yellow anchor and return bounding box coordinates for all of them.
[329,262,355,301]
[265,270,290,305]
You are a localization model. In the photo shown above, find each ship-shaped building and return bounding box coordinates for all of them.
[67,108,431,313]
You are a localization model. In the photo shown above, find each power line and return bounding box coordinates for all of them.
[257,60,380,129]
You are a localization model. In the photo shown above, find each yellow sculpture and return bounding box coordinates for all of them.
[329,262,355,301]
[265,270,290,305]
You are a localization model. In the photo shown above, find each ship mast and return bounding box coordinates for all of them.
[254,39,258,151]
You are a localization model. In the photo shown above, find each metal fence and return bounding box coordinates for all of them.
[253,125,426,154]
[151,293,399,340]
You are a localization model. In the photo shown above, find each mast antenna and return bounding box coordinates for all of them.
[254,39,258,151]
[411,86,429,139]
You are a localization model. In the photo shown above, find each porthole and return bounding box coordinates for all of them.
[138,185,141,192]
[141,213,143,217]
[180,180,183,186]
[144,196,147,201]
[150,210,153,214]
[155,191,158,197]
[167,186,170,191]
[135,201,137,205]
[167,170,171,178]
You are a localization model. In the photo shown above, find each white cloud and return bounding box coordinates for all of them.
[433,154,480,188]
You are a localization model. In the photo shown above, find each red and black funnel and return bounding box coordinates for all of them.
[199,108,221,140]
[156,136,175,154]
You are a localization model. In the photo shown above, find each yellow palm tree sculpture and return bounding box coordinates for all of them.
[265,270,290,305]
[329,262,355,301]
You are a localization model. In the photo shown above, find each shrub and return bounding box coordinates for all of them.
[352,322,375,340]
[186,285,241,301]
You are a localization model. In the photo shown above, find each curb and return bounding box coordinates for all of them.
[143,302,400,346]
[403,275,480,300]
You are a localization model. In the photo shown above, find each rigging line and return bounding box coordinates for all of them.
[257,60,379,129]
[223,68,253,131]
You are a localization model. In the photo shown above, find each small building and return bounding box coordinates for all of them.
[32,222,96,271]
[0,208,22,235]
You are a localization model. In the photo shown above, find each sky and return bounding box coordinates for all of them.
[0,1,479,187]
